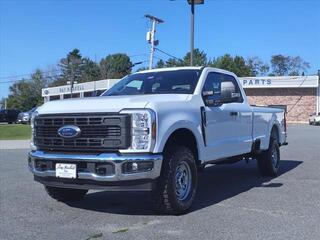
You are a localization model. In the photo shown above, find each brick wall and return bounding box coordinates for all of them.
[244,88,317,123]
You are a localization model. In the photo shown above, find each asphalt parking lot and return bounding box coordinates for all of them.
[1,124,320,240]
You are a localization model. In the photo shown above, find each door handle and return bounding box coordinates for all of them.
[230,111,238,116]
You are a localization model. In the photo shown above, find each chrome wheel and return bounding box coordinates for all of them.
[175,161,192,201]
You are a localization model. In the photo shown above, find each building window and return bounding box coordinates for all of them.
[49,95,60,101]
[84,91,95,97]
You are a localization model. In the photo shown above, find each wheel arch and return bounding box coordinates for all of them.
[271,124,280,144]
[162,128,201,167]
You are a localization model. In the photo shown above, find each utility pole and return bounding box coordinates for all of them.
[190,0,195,66]
[145,14,164,69]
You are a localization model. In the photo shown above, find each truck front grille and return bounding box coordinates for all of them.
[34,113,131,151]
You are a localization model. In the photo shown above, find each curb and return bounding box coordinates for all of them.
[0,140,30,150]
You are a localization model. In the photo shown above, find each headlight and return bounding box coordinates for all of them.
[120,109,156,153]
[30,111,38,151]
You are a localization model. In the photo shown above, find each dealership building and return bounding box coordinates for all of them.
[42,75,319,123]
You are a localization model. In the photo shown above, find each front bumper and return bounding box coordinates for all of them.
[28,150,163,190]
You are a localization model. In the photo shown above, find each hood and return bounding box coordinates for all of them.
[37,94,190,115]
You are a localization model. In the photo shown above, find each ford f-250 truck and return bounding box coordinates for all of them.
[28,67,287,214]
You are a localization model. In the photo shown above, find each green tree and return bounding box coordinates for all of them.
[155,59,166,68]
[100,53,132,79]
[209,54,251,77]
[6,69,48,111]
[53,49,84,86]
[164,58,184,67]
[81,58,101,82]
[183,49,208,66]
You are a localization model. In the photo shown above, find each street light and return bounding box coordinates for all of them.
[187,0,204,66]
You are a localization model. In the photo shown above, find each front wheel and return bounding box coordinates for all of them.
[45,186,88,202]
[152,146,198,215]
[257,138,280,176]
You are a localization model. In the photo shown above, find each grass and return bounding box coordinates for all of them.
[0,124,31,140]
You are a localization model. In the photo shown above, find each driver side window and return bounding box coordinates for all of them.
[202,72,243,105]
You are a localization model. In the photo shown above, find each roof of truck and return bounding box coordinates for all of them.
[137,66,236,77]
[138,66,203,74]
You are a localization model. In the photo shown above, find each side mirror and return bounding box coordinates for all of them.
[220,82,240,103]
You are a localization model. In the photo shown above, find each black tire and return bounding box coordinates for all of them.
[152,145,198,215]
[45,186,88,202]
[257,137,280,176]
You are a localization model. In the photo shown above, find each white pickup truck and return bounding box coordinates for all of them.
[29,67,287,214]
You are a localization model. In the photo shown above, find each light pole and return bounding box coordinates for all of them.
[187,0,204,66]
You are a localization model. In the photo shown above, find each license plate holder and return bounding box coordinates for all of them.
[55,163,77,179]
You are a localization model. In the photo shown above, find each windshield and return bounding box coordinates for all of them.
[102,69,201,96]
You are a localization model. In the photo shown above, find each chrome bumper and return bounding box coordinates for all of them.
[28,150,163,182]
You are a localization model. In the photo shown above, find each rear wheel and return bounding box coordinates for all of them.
[45,186,88,202]
[152,145,198,215]
[257,137,280,176]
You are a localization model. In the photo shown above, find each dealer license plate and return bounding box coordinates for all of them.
[56,163,77,179]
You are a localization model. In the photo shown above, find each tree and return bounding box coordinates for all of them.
[6,70,48,111]
[154,49,206,68]
[288,56,310,76]
[155,59,166,68]
[100,53,132,79]
[271,54,310,76]
[0,98,6,109]
[81,58,101,82]
[53,49,84,86]
[164,58,184,67]
[246,57,270,76]
[183,49,208,66]
[209,54,252,77]
[270,54,291,76]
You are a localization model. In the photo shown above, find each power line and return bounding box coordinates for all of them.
[154,47,182,61]
[0,74,62,85]
[0,69,60,80]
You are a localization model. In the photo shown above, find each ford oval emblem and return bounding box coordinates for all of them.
[58,125,81,138]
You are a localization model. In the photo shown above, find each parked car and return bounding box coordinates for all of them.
[28,67,288,214]
[309,112,320,125]
[0,109,21,124]
[17,107,37,124]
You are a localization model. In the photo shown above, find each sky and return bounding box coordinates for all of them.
[0,0,319,99]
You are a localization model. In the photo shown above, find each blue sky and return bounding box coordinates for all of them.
[0,0,319,98]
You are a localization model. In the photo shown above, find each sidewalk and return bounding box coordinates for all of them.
[0,140,30,150]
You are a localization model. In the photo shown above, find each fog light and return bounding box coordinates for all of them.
[122,161,154,174]
[35,160,47,171]
[132,162,138,171]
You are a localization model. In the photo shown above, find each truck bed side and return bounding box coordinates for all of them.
[251,106,287,150]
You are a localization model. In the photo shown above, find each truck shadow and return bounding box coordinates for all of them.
[67,159,302,215]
